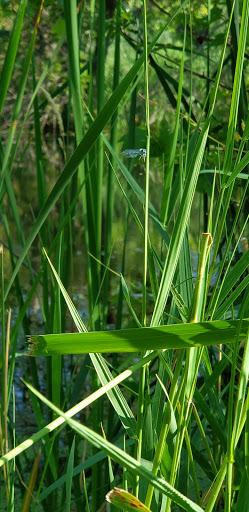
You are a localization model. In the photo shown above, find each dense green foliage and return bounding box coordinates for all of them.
[0,1,249,511]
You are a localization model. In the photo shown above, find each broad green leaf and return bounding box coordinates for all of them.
[28,319,249,356]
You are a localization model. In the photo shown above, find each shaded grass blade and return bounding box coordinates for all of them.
[0,0,27,115]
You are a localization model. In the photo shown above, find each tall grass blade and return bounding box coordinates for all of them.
[0,0,27,115]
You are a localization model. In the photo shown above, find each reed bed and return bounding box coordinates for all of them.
[0,1,249,511]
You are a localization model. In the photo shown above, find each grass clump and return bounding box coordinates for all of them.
[0,1,249,511]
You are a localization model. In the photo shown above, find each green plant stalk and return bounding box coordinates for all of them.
[165,350,203,512]
[103,0,121,329]
[133,0,151,498]
[188,233,213,323]
[183,11,193,180]
[51,237,63,411]
[164,263,205,512]
[95,0,106,298]
[204,456,228,512]
[145,394,172,508]
[226,327,249,511]
[66,438,75,512]
[233,332,249,448]
[32,72,48,229]
[63,0,95,326]
[0,246,6,448]
[134,362,146,498]
[115,50,139,332]
[88,0,95,110]
[192,403,217,476]
[221,111,249,189]
[142,0,150,328]
[145,350,185,508]
[184,427,202,506]
[32,59,52,342]
[0,0,27,115]
[82,470,90,512]
[88,0,106,331]
[0,2,43,198]
[160,16,186,226]
[115,221,129,330]
[207,185,232,290]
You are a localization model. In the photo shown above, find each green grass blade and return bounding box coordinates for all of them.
[160,16,186,226]
[66,437,75,512]
[0,350,161,468]
[0,3,43,197]
[28,319,249,356]
[0,0,27,115]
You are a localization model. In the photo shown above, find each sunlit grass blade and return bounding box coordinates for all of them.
[0,350,161,468]
[28,319,249,356]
